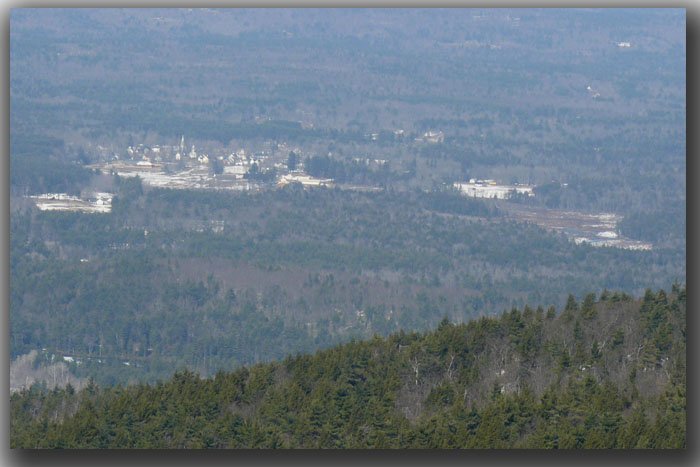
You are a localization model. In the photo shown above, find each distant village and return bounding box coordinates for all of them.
[73,131,445,193]
[24,133,653,251]
[88,134,351,191]
[32,132,539,210]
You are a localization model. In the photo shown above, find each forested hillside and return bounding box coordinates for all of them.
[10,180,684,386]
[10,9,685,390]
[11,287,685,448]
[9,9,686,451]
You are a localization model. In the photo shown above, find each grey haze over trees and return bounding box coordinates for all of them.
[9,8,685,387]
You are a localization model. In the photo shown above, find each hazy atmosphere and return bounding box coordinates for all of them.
[10,8,686,449]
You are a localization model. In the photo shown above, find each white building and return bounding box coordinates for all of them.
[223,165,248,178]
[277,173,334,188]
[422,130,444,143]
[453,180,534,199]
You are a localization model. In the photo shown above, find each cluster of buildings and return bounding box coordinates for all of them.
[124,136,267,178]
[99,134,402,192]
[87,135,339,192]
[90,128,444,194]
[89,135,290,190]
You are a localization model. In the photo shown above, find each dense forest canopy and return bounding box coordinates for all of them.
[9,9,685,448]
[10,179,684,386]
[11,288,685,448]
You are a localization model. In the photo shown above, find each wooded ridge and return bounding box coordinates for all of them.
[11,286,685,448]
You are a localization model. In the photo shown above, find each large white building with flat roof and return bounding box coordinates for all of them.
[453,180,534,199]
